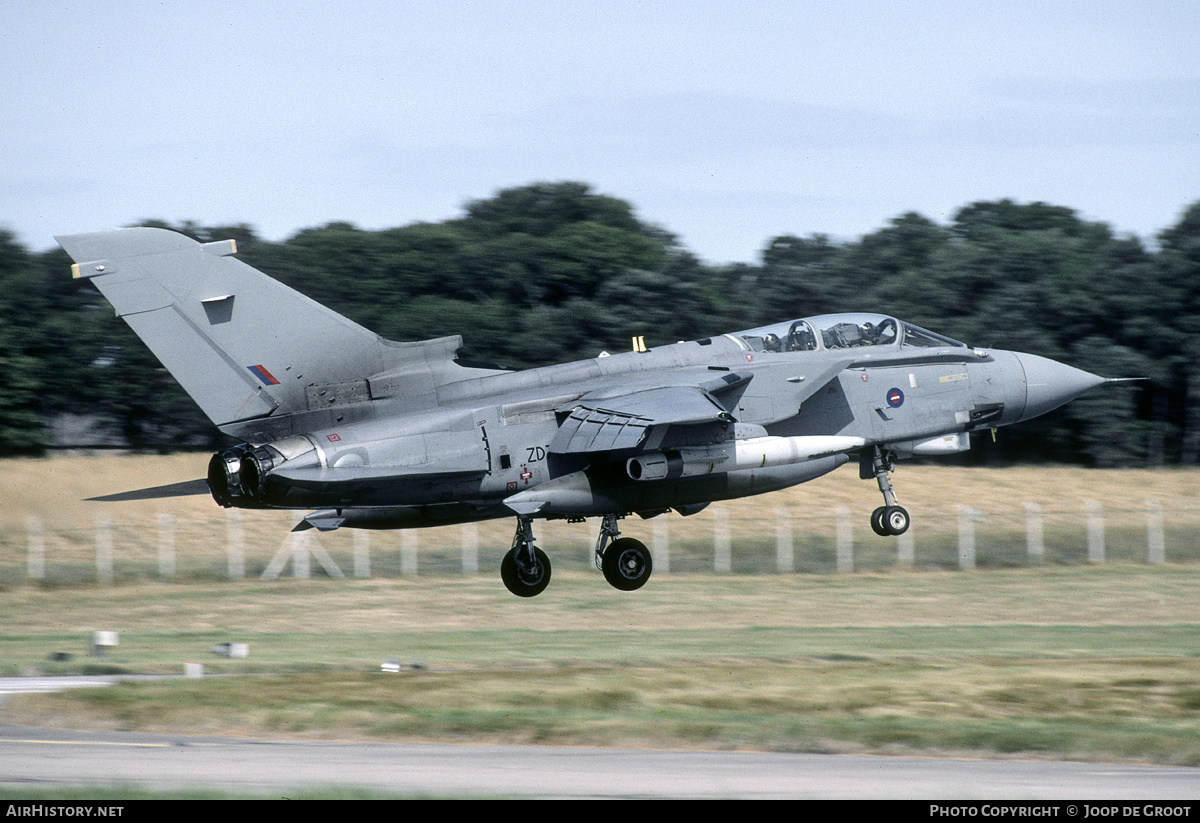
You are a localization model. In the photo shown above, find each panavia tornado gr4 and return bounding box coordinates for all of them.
[58,227,1120,597]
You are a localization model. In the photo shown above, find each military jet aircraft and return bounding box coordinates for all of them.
[58,227,1117,597]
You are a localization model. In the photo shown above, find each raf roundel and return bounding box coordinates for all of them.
[887,387,905,408]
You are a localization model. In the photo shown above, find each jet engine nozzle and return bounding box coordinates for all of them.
[210,436,322,506]
[207,443,252,507]
[239,446,282,502]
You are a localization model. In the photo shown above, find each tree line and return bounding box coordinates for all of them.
[3,181,1198,467]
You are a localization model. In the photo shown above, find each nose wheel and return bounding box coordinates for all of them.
[871,504,910,536]
[865,447,910,536]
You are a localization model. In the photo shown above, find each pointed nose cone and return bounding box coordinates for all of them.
[1014,352,1107,422]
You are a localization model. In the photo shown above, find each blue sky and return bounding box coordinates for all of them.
[3,1,1198,263]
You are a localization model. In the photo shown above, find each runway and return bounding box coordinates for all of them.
[2,724,1197,799]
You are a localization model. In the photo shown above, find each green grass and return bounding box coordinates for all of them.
[13,653,1200,764]
[3,566,1199,765]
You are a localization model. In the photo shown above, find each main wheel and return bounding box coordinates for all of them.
[883,505,910,536]
[501,547,552,597]
[601,537,652,591]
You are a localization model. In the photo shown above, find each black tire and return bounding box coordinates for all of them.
[884,505,910,536]
[501,547,552,597]
[601,537,652,591]
[870,506,890,536]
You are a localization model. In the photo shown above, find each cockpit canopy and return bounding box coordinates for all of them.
[729,313,966,353]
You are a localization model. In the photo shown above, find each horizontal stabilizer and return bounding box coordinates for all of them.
[86,478,211,502]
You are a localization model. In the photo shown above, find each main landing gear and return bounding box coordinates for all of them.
[501,516,551,598]
[865,446,910,537]
[500,513,653,597]
[595,513,652,592]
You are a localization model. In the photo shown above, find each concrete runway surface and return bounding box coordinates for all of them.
[1,724,1198,799]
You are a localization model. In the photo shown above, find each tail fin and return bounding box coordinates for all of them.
[57,227,454,431]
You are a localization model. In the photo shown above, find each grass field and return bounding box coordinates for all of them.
[1,455,1199,765]
[2,454,1199,583]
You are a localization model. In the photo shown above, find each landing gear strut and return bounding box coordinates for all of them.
[866,446,910,536]
[499,513,655,596]
[595,513,653,591]
[501,516,551,597]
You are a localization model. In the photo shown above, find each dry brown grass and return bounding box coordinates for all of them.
[1,454,1196,583]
